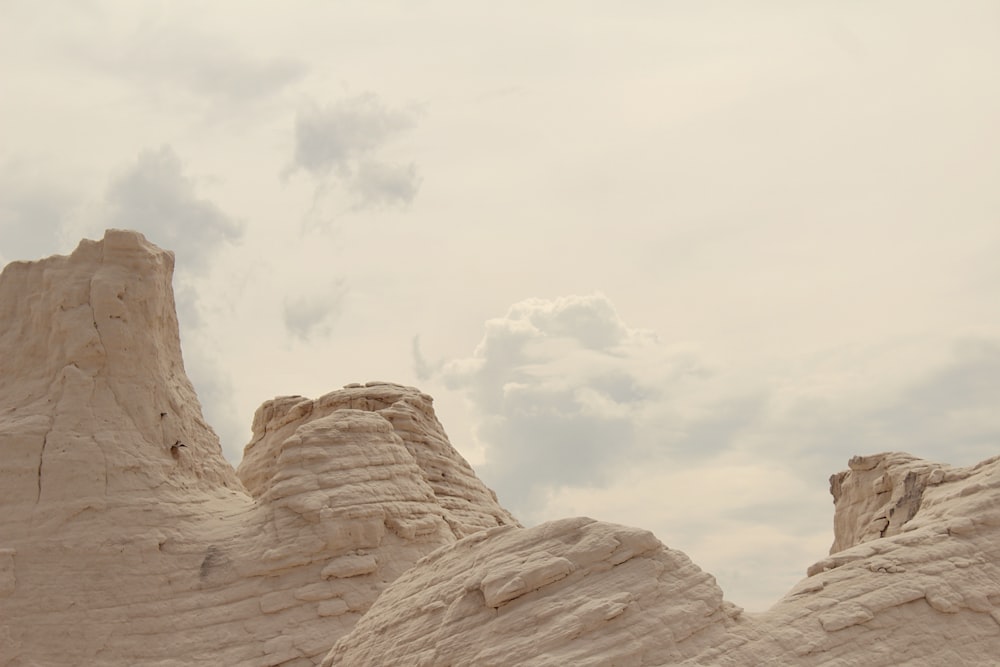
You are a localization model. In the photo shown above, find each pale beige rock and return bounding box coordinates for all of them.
[0,231,516,666]
[324,452,1000,666]
[322,517,743,667]
[4,230,1000,666]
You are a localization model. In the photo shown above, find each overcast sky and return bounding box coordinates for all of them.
[2,0,999,611]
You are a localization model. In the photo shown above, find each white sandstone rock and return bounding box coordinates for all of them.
[3,230,999,666]
[324,452,1000,666]
[0,230,517,666]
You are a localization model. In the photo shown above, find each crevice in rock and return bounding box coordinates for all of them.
[35,429,49,504]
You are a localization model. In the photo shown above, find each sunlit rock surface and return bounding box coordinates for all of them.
[1,231,998,666]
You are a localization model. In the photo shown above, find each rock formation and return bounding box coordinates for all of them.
[324,455,1000,666]
[0,230,516,666]
[2,230,999,666]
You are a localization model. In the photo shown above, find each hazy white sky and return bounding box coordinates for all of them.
[2,0,999,611]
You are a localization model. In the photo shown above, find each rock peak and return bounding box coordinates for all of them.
[2,231,999,666]
[0,230,519,665]
[0,229,240,506]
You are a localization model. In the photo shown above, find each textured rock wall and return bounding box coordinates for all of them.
[238,382,518,539]
[2,230,999,666]
[0,230,241,505]
[0,231,517,666]
[324,452,1000,666]
[322,517,743,667]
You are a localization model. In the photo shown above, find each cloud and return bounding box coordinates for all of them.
[0,157,78,263]
[351,159,421,209]
[438,293,690,514]
[80,22,304,105]
[105,146,243,273]
[283,280,349,341]
[101,146,247,462]
[434,293,1000,611]
[289,94,421,210]
[183,345,248,463]
[845,338,1000,465]
[433,293,1000,520]
[412,335,444,381]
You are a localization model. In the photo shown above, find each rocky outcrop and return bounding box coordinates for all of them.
[322,517,743,666]
[239,382,518,541]
[2,230,999,666]
[323,452,1000,666]
[0,231,516,666]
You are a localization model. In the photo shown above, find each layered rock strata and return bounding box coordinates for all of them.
[322,517,743,666]
[3,230,999,666]
[324,452,1000,666]
[0,231,516,666]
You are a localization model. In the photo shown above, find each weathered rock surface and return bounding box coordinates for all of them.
[2,230,999,666]
[325,452,1000,666]
[0,231,516,666]
[322,517,743,666]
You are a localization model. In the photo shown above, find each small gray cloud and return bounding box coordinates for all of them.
[351,159,421,209]
[105,146,243,273]
[283,280,349,341]
[289,94,421,211]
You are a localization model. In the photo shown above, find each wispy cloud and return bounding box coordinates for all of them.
[0,157,78,263]
[105,145,243,274]
[289,93,422,211]
[77,22,305,105]
[283,280,349,342]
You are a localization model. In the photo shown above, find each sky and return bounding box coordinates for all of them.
[2,0,999,612]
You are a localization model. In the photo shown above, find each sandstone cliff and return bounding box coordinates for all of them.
[2,231,998,666]
[0,231,517,666]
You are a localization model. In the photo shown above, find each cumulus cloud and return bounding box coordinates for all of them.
[433,293,1000,610]
[289,94,421,210]
[283,280,349,341]
[105,146,243,273]
[437,293,694,514]
[433,293,1000,520]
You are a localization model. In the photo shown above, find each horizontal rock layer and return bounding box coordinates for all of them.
[324,452,1000,666]
[0,231,517,666]
[3,231,999,666]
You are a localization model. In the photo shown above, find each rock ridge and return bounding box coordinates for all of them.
[0,231,517,666]
[2,230,999,666]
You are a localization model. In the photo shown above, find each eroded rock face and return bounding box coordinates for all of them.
[3,230,999,666]
[0,231,517,666]
[0,229,241,504]
[322,517,743,667]
[238,382,518,540]
[323,453,1000,666]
